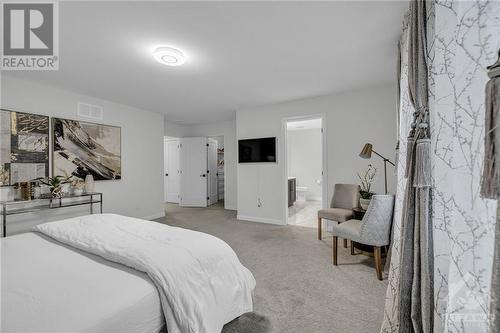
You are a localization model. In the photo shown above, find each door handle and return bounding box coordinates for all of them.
[200,174,206,177]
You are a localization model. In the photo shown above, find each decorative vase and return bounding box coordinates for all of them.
[360,198,372,210]
[85,174,95,193]
[19,182,32,200]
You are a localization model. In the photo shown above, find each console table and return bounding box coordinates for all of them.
[1,192,102,237]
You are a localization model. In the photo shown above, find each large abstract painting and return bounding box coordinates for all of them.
[53,118,121,181]
[0,109,49,185]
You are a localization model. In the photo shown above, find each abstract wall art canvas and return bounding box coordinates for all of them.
[0,109,50,186]
[52,118,121,181]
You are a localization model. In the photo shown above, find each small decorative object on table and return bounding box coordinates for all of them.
[32,181,42,199]
[0,167,13,201]
[37,176,71,198]
[358,164,377,210]
[85,174,95,193]
[71,177,85,195]
[0,166,9,186]
[18,182,32,200]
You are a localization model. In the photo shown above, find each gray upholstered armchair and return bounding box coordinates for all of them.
[317,184,360,247]
[331,194,395,280]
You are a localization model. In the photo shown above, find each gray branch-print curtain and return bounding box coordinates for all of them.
[398,1,433,332]
[481,52,500,333]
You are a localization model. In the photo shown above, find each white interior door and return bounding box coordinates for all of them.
[164,139,180,203]
[207,139,218,206]
[179,137,208,207]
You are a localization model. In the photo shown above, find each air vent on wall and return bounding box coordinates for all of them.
[77,102,103,120]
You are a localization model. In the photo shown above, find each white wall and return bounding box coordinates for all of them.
[182,120,237,210]
[287,128,323,201]
[164,118,189,138]
[237,84,397,224]
[1,76,165,235]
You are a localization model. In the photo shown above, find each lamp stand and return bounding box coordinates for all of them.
[372,150,395,195]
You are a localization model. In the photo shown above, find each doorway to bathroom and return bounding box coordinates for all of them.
[284,116,325,228]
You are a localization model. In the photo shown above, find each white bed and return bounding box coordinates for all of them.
[1,214,255,333]
[1,232,164,333]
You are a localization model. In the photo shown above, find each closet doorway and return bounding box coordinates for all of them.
[283,116,327,227]
[208,136,225,207]
[163,136,222,208]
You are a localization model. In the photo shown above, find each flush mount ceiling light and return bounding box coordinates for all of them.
[153,46,185,66]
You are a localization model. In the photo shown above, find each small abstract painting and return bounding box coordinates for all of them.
[0,109,49,185]
[52,118,121,181]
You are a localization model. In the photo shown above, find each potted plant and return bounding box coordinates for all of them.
[357,164,377,210]
[70,176,85,195]
[37,176,71,198]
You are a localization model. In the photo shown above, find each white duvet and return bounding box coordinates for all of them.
[34,214,256,333]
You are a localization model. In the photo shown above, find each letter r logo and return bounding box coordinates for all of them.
[3,3,54,55]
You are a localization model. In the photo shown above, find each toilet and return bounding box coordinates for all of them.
[296,186,308,202]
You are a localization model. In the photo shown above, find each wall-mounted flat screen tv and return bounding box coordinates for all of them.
[238,137,277,163]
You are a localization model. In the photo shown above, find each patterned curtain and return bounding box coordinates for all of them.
[382,1,500,332]
[380,12,414,333]
[482,39,500,331]
[397,1,433,332]
[430,1,500,332]
[482,65,500,331]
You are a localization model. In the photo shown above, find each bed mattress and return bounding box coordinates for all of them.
[1,232,165,333]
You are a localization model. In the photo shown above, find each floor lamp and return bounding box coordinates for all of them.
[359,143,395,194]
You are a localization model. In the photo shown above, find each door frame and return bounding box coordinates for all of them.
[282,114,327,225]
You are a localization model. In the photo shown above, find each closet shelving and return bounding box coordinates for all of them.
[217,148,224,201]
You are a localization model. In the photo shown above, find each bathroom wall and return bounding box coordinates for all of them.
[287,128,322,201]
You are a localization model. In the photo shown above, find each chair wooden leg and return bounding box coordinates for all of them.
[374,246,383,280]
[350,241,355,255]
[343,239,348,248]
[332,236,338,265]
[317,217,322,240]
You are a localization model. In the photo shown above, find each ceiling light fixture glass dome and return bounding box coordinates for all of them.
[153,46,185,66]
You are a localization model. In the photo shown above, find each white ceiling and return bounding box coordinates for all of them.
[4,1,408,125]
[287,118,322,131]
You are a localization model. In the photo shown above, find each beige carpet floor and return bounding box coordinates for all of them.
[156,203,388,333]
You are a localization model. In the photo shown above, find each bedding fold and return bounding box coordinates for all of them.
[34,214,255,333]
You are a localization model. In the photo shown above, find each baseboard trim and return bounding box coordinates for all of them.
[237,215,284,225]
[145,212,165,220]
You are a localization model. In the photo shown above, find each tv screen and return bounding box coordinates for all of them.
[238,137,276,163]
